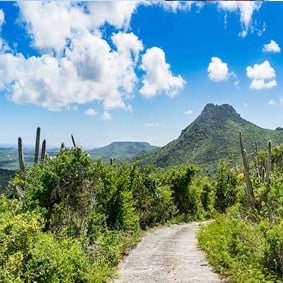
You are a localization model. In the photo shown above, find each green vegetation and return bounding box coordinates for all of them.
[0,145,216,282]
[198,139,283,282]
[1,105,283,282]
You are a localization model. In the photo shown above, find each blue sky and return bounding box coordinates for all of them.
[0,1,283,148]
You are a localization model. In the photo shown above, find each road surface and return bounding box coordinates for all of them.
[112,222,227,283]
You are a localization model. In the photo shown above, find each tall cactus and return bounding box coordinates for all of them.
[71,134,76,148]
[34,127,41,164]
[239,132,256,209]
[60,142,65,152]
[266,140,271,184]
[18,137,25,172]
[41,139,46,163]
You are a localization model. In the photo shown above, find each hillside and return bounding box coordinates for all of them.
[134,103,283,172]
[88,141,158,162]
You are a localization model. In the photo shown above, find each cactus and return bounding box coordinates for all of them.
[34,127,41,164]
[18,137,25,172]
[239,132,256,209]
[266,140,271,184]
[41,139,46,163]
[60,142,65,151]
[71,134,76,148]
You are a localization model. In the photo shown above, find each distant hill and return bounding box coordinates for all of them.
[0,142,157,170]
[0,147,58,171]
[88,141,158,162]
[134,103,283,172]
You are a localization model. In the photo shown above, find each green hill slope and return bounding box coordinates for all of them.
[88,141,158,162]
[135,104,283,171]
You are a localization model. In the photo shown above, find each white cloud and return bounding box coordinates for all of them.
[87,1,141,30]
[218,1,262,37]
[234,80,240,88]
[268,99,277,105]
[85,108,97,116]
[155,0,193,12]
[144,122,160,127]
[18,2,142,54]
[184,109,193,115]
[0,24,144,111]
[263,40,281,53]
[246,60,277,90]
[101,111,111,121]
[140,47,185,98]
[0,31,143,111]
[268,97,283,105]
[18,2,90,54]
[0,9,4,28]
[0,1,186,114]
[207,57,230,82]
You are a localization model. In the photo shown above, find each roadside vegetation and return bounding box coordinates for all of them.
[0,146,215,282]
[198,142,283,282]
[1,127,283,282]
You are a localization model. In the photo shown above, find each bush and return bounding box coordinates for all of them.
[263,220,283,277]
[160,165,197,220]
[0,196,99,283]
[214,160,239,213]
[197,215,266,282]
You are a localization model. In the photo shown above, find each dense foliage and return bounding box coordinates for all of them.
[198,143,283,282]
[2,135,283,282]
[0,146,215,282]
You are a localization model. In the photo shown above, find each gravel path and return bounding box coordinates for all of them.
[112,222,226,283]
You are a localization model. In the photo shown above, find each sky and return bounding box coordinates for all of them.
[0,1,283,148]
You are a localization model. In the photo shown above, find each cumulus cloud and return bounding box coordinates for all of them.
[18,2,90,54]
[155,0,193,12]
[268,98,283,105]
[85,108,97,116]
[87,1,140,30]
[144,122,161,127]
[268,99,277,105]
[0,9,4,28]
[0,2,187,114]
[218,1,262,37]
[263,40,281,53]
[0,1,146,112]
[140,47,185,98]
[246,60,277,90]
[207,57,231,82]
[101,111,111,121]
[184,109,193,115]
[18,1,142,54]
[0,31,143,111]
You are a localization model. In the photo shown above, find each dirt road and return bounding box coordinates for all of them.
[113,222,226,283]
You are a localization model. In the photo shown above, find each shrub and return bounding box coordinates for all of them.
[197,215,266,282]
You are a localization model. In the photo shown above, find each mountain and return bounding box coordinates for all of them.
[134,103,283,172]
[88,141,158,162]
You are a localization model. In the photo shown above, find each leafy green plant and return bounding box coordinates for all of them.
[214,160,240,213]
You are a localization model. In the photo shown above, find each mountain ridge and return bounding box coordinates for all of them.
[134,103,283,172]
